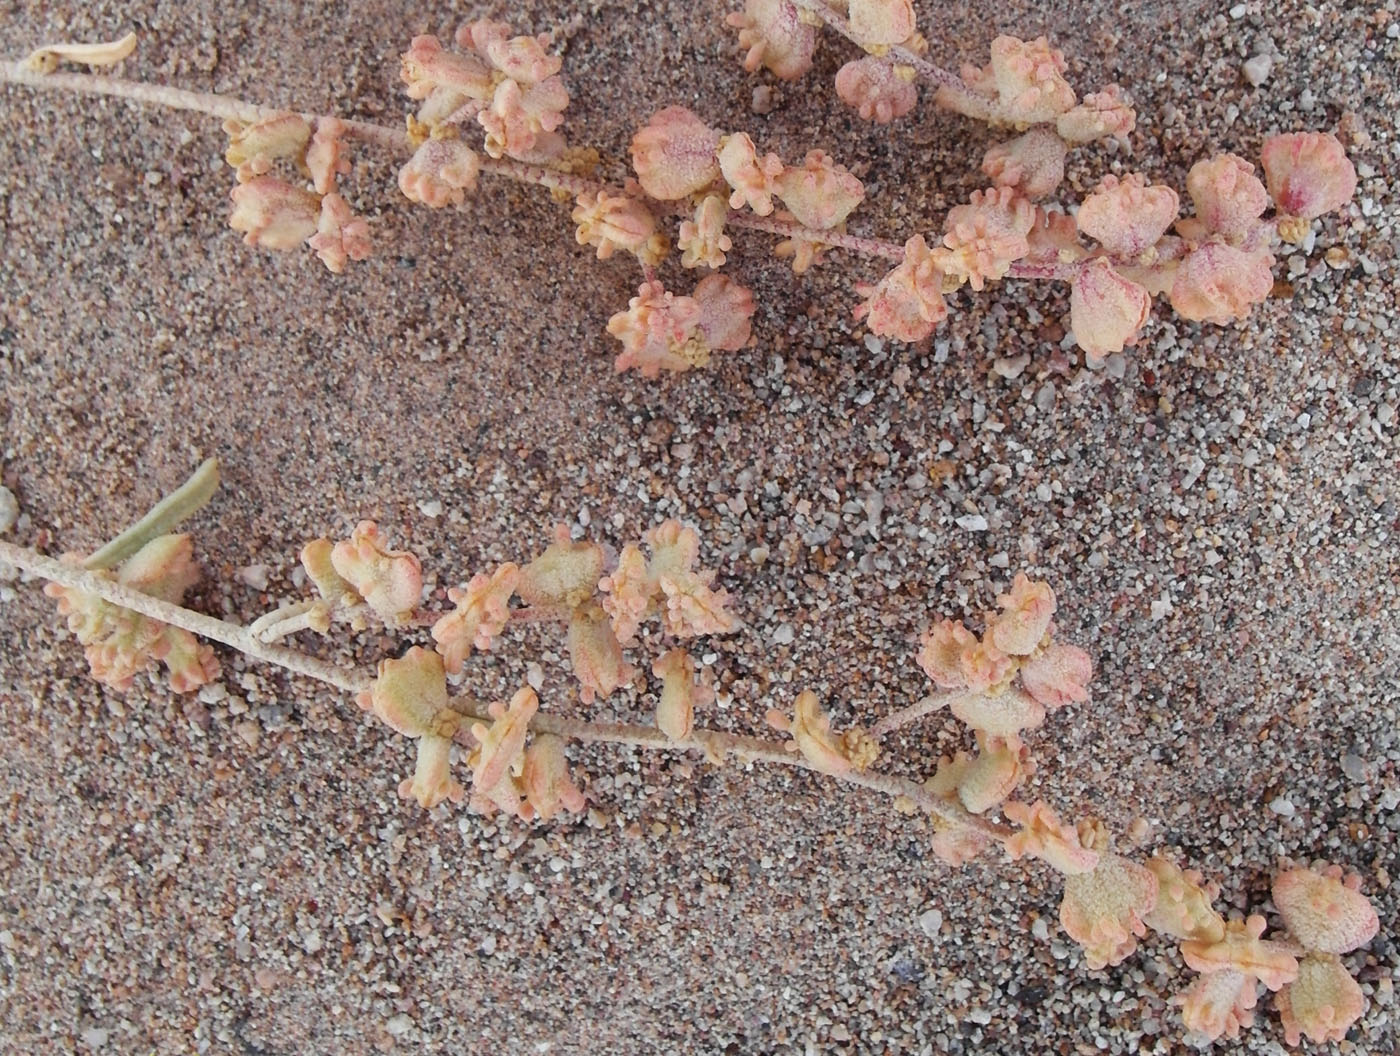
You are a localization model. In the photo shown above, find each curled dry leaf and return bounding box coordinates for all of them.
[25,31,138,74]
[566,602,637,703]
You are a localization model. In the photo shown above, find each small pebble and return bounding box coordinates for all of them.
[918,908,943,938]
[1243,54,1273,86]
[0,486,17,534]
[1341,754,1367,783]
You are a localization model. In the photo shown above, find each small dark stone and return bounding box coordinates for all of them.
[1017,984,1049,1007]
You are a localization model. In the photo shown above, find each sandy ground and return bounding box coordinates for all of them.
[0,1,1396,1053]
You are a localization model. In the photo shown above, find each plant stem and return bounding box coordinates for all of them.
[728,210,905,262]
[0,61,910,268]
[2,540,369,695]
[0,537,1009,840]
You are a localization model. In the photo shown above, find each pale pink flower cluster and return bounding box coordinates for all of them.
[630,106,723,201]
[943,35,1076,126]
[725,0,818,81]
[401,22,569,162]
[773,149,865,230]
[853,235,947,343]
[1076,173,1179,257]
[834,56,918,124]
[981,127,1067,200]
[461,688,586,819]
[606,275,754,377]
[398,138,482,208]
[600,520,740,644]
[344,520,738,808]
[223,112,372,272]
[931,185,1036,290]
[678,195,733,269]
[914,573,1092,855]
[431,564,520,674]
[1055,85,1136,147]
[847,0,918,47]
[45,535,218,694]
[1173,915,1300,1041]
[1271,864,1378,1044]
[1070,258,1152,365]
[308,193,371,274]
[571,191,666,267]
[314,521,423,625]
[718,132,784,215]
[1260,132,1358,221]
[356,646,463,808]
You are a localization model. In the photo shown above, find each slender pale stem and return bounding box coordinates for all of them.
[0,60,1174,288]
[728,210,905,262]
[0,60,920,274]
[873,690,963,736]
[0,538,1008,840]
[2,540,369,694]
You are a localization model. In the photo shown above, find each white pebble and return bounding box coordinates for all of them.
[417,499,443,518]
[773,623,795,645]
[955,513,989,531]
[919,908,943,937]
[0,485,17,534]
[1268,797,1295,817]
[1243,54,1272,86]
[235,564,269,591]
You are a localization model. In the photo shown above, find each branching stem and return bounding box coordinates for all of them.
[0,59,1099,283]
[0,537,1009,841]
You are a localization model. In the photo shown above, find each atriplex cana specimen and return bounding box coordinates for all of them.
[0,461,1380,1047]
